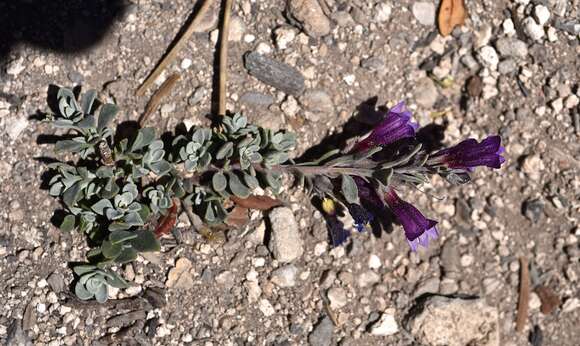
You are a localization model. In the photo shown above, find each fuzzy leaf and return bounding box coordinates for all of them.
[228,173,250,198]
[62,182,83,208]
[92,199,113,215]
[212,172,227,192]
[341,175,359,204]
[242,173,259,189]
[104,271,129,288]
[102,240,122,259]
[74,281,94,300]
[60,214,76,232]
[130,230,161,252]
[216,142,234,160]
[94,283,108,303]
[55,140,85,153]
[114,247,138,264]
[81,89,98,114]
[73,264,97,276]
[132,128,156,151]
[109,230,138,244]
[97,103,118,132]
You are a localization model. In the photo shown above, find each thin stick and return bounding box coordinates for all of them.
[139,73,180,127]
[516,256,530,333]
[135,0,213,96]
[218,0,233,116]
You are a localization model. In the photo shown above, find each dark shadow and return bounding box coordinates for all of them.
[416,123,446,153]
[0,1,130,65]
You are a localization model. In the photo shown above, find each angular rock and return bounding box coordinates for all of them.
[369,310,399,336]
[244,52,305,95]
[327,287,347,309]
[268,207,304,262]
[299,89,334,120]
[166,258,194,289]
[495,38,528,58]
[308,316,334,346]
[407,296,499,346]
[523,17,545,41]
[415,77,438,109]
[288,0,331,38]
[270,264,298,288]
[412,2,435,26]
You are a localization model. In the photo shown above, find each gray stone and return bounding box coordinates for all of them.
[495,38,528,58]
[240,92,274,107]
[47,272,66,293]
[498,59,517,75]
[270,264,298,287]
[299,89,334,120]
[523,199,544,224]
[244,52,305,95]
[414,77,438,109]
[522,17,545,41]
[412,2,436,26]
[288,0,331,38]
[308,316,334,346]
[407,296,499,346]
[268,207,304,262]
[361,56,386,72]
[188,87,207,106]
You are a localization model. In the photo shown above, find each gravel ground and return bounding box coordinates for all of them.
[0,0,579,345]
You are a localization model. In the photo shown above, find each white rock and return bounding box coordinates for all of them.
[274,27,296,50]
[180,58,192,69]
[522,17,545,41]
[565,95,579,109]
[533,5,550,26]
[478,46,499,69]
[412,2,436,26]
[270,265,298,288]
[255,42,272,55]
[244,281,261,303]
[460,254,474,267]
[374,3,392,23]
[327,287,347,309]
[281,96,299,117]
[502,18,516,36]
[6,57,25,76]
[550,98,563,113]
[6,116,29,140]
[370,310,399,336]
[343,74,355,86]
[243,34,256,43]
[258,298,275,316]
[408,296,499,346]
[314,242,327,256]
[546,27,558,42]
[529,292,542,311]
[269,207,304,263]
[228,16,245,42]
[368,255,382,269]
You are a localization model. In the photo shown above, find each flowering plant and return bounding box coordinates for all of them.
[44,87,504,301]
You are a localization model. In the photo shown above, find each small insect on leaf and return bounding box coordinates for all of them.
[438,0,467,36]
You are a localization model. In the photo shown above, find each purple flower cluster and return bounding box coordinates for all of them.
[329,102,505,251]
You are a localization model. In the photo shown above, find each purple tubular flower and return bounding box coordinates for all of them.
[354,101,419,152]
[384,188,439,252]
[428,135,506,170]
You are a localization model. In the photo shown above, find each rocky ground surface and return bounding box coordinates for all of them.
[1,0,579,345]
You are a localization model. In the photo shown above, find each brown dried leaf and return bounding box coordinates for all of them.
[438,0,467,36]
[224,206,250,228]
[230,195,283,211]
[535,285,560,315]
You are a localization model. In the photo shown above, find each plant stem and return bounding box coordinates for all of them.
[135,0,212,96]
[218,0,234,116]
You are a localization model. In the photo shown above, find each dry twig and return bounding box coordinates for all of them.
[516,256,530,333]
[139,73,180,127]
[135,0,212,96]
[218,0,234,116]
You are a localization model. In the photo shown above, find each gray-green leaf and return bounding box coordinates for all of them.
[212,172,227,192]
[341,174,359,204]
